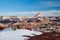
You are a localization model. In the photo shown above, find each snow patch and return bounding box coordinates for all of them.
[0,29,42,40]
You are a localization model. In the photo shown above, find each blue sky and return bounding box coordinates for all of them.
[0,0,60,16]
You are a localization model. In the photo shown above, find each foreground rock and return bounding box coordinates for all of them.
[28,32,60,40]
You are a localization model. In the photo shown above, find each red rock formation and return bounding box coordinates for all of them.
[0,23,8,30]
[28,32,60,40]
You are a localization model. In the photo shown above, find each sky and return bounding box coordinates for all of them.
[0,0,60,16]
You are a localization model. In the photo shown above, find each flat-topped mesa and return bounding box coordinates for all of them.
[35,13,51,24]
[35,13,43,17]
[35,13,44,21]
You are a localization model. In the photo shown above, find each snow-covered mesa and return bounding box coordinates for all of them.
[0,28,42,40]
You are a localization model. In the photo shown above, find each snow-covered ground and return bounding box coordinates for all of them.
[0,28,42,40]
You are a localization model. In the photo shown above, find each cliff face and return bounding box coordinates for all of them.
[0,23,8,30]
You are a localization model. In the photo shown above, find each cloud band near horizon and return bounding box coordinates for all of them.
[0,10,60,16]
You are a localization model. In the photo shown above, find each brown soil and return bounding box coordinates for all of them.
[27,32,60,40]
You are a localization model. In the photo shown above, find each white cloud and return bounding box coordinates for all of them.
[0,10,60,16]
[41,10,60,16]
[37,1,60,8]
